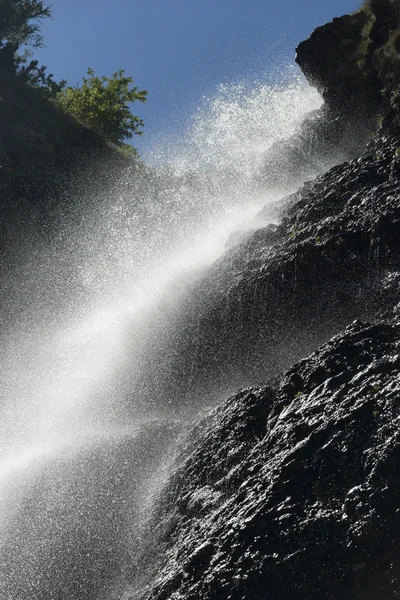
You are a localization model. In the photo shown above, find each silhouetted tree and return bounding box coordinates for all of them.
[0,0,62,94]
[0,0,51,47]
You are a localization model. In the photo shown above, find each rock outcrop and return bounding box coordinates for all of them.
[121,7,400,599]
[296,10,380,127]
[4,4,400,599]
[133,133,400,416]
[296,0,400,131]
[136,319,400,600]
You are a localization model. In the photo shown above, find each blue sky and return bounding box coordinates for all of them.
[36,0,360,153]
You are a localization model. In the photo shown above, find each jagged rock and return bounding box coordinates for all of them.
[131,134,400,415]
[296,1,400,131]
[294,10,381,167]
[123,7,400,598]
[295,11,380,119]
[136,319,400,600]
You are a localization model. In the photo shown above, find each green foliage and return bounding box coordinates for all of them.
[57,69,147,152]
[354,8,375,73]
[369,385,381,394]
[0,2,147,151]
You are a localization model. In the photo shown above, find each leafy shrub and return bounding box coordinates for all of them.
[56,69,148,153]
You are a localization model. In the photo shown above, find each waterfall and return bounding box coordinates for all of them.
[0,74,324,598]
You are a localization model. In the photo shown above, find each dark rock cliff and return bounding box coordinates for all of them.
[296,10,380,127]
[131,133,400,415]
[263,7,384,191]
[128,131,400,600]
[137,319,400,600]
[128,138,400,596]
[3,5,400,599]
[0,70,137,271]
[296,0,400,131]
[123,7,400,599]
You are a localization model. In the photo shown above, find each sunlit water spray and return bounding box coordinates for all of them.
[0,74,325,598]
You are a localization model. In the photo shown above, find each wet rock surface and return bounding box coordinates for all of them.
[295,11,380,121]
[121,130,400,598]
[4,6,400,599]
[136,319,400,600]
[134,133,400,415]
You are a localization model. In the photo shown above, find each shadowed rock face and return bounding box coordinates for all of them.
[4,7,400,600]
[119,129,400,598]
[295,11,380,119]
[131,133,400,415]
[136,319,400,600]
[296,2,400,132]
[91,121,400,600]
[294,10,382,168]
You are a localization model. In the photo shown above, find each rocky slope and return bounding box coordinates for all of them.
[127,130,400,600]
[136,318,400,600]
[120,6,400,599]
[0,69,140,276]
[3,5,400,600]
[132,132,400,416]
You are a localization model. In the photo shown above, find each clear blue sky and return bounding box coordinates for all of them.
[36,0,360,154]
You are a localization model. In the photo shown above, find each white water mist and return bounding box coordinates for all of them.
[0,74,323,599]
